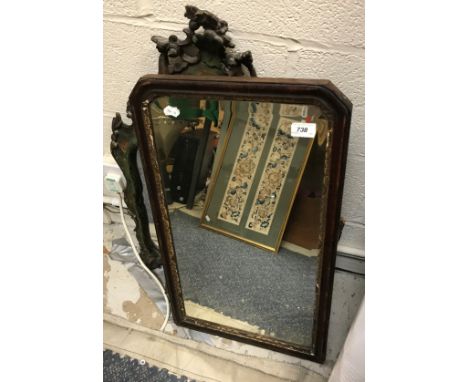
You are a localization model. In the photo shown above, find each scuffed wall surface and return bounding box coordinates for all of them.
[103,219,364,379]
[103,0,365,251]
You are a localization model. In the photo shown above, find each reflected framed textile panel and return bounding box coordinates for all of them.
[129,75,352,362]
[201,101,315,252]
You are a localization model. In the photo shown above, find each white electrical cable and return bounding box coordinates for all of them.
[117,192,170,332]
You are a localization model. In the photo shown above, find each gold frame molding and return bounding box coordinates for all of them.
[129,75,352,363]
[200,101,315,252]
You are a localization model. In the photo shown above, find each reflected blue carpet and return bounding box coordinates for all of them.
[170,209,317,347]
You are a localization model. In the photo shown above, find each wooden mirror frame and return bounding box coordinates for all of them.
[128,74,352,362]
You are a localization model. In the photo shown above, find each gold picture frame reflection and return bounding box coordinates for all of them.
[131,75,352,362]
[200,100,315,252]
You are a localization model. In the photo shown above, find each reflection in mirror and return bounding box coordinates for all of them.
[149,96,332,348]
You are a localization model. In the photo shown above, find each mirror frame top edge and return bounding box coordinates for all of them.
[129,74,353,363]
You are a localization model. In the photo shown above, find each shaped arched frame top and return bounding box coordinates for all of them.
[130,75,352,118]
[129,74,352,362]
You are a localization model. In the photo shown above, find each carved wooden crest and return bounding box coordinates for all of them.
[111,5,257,269]
[152,5,256,76]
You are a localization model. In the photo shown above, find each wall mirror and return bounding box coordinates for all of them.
[128,74,352,361]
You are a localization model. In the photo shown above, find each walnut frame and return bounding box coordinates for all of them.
[129,74,352,362]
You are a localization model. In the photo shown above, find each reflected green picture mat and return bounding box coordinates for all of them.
[202,101,313,251]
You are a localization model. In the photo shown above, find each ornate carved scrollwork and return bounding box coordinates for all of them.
[152,5,256,76]
[110,112,162,269]
[110,5,256,268]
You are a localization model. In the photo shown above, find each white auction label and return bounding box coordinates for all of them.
[163,105,180,118]
[290,122,316,138]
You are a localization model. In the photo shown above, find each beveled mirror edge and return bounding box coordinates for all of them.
[130,74,352,362]
[314,105,352,363]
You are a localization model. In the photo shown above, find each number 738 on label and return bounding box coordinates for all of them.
[290,122,317,138]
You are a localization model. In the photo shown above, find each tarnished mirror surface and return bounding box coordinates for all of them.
[130,75,352,361]
[149,96,333,348]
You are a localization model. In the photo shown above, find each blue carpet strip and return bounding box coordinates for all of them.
[103,350,196,382]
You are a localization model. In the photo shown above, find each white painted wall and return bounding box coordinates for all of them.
[103,0,365,252]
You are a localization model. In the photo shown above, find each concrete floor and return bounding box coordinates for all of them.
[103,208,365,381]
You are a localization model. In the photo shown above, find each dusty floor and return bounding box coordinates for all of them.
[103,207,364,382]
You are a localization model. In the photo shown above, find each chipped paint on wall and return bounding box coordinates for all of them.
[103,251,164,328]
[122,293,164,329]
